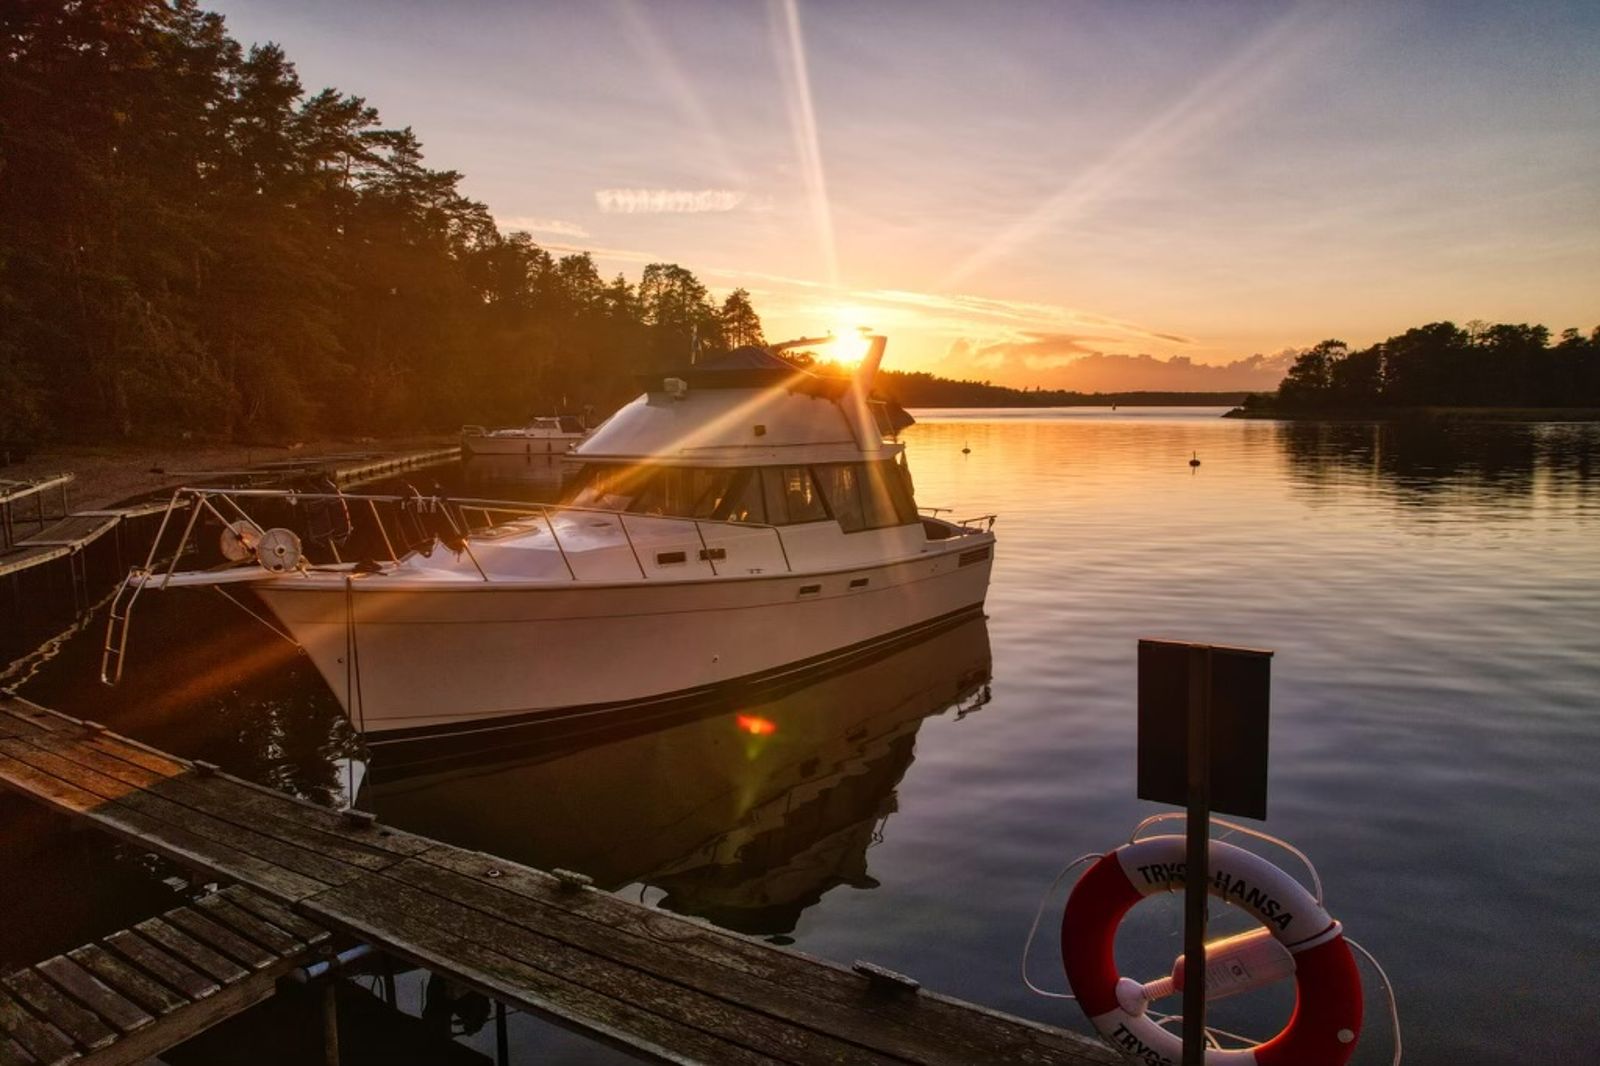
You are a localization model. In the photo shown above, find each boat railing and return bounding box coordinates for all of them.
[121,485,795,587]
[100,486,796,684]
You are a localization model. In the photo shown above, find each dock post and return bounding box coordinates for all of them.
[322,980,341,1066]
[495,1000,509,1065]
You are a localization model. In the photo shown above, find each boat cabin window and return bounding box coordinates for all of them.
[567,461,915,530]
[761,467,827,526]
[814,461,917,531]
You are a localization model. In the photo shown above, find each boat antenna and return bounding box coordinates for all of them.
[690,323,698,365]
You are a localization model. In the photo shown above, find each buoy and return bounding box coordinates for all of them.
[962,443,971,455]
[1061,834,1363,1065]
[1190,451,1201,468]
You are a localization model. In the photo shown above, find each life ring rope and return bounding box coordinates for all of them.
[1127,813,1324,906]
[1021,821,1402,1065]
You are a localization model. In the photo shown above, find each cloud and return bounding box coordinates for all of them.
[495,216,590,238]
[940,332,1297,391]
[595,188,755,213]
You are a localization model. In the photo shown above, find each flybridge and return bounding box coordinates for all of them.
[595,334,912,461]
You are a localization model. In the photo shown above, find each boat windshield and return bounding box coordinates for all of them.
[565,462,917,530]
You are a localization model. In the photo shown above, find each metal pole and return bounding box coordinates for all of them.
[381,954,396,1008]
[495,1000,509,1065]
[1182,645,1212,1066]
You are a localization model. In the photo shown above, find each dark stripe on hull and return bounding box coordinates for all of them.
[363,604,987,773]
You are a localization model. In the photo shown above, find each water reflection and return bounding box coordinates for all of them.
[1277,420,1600,504]
[370,615,992,935]
[455,453,572,496]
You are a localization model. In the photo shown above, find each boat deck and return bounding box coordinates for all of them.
[0,696,1117,1065]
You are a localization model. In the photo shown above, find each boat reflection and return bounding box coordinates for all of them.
[369,613,992,935]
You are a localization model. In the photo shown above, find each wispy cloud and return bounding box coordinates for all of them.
[939,333,1297,391]
[595,188,757,213]
[495,216,590,238]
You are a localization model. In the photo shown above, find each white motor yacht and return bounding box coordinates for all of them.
[460,415,588,456]
[104,336,996,749]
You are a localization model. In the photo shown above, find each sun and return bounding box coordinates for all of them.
[824,306,876,366]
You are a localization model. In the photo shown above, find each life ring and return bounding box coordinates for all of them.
[1062,834,1362,1065]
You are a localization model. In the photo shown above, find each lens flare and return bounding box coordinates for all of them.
[736,713,778,736]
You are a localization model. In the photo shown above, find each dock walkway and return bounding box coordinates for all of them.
[0,696,1116,1065]
[0,446,460,584]
[0,885,329,1066]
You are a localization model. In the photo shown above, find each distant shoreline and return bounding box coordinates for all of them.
[1223,406,1600,422]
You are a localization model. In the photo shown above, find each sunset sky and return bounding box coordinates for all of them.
[212,0,1599,391]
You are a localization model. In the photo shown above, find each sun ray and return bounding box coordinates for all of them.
[772,0,839,287]
[615,0,745,185]
[942,5,1342,289]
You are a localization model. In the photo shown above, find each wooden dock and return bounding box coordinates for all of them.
[1,476,74,552]
[0,446,459,584]
[331,446,461,488]
[0,696,1117,1065]
[0,885,329,1066]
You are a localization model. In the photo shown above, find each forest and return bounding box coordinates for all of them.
[874,371,1243,409]
[0,0,767,444]
[1244,321,1600,414]
[11,6,1589,448]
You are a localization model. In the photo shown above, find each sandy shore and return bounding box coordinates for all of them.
[2,436,455,512]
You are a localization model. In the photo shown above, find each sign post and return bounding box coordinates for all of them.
[1138,639,1272,1066]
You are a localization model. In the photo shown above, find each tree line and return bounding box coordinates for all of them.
[1249,322,1600,413]
[876,370,1243,409]
[0,0,766,444]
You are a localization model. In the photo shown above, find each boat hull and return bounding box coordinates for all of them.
[254,544,993,743]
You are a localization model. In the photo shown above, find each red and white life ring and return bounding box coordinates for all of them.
[1061,834,1362,1065]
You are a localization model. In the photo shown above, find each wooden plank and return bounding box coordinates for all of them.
[32,958,150,1036]
[220,887,329,947]
[64,946,186,1018]
[0,971,114,1053]
[385,856,981,1066]
[59,965,289,1066]
[0,752,102,814]
[0,546,69,579]
[319,872,883,1065]
[0,987,77,1066]
[101,932,217,1002]
[72,731,428,861]
[66,735,183,778]
[414,847,1116,1066]
[306,878,771,1066]
[0,1032,36,1066]
[0,743,330,900]
[192,896,303,957]
[130,921,246,987]
[161,910,275,972]
[0,755,324,903]
[0,738,358,889]
[0,703,63,735]
[30,953,148,1037]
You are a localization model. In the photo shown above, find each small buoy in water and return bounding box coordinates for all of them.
[961,443,971,455]
[1189,451,1201,468]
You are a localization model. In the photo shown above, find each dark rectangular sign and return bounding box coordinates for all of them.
[1137,639,1272,819]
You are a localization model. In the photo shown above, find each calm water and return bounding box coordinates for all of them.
[6,409,1599,1064]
